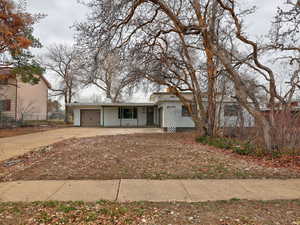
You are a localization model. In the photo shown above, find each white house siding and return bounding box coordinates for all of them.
[73,108,81,126]
[219,104,255,128]
[159,102,195,128]
[102,107,119,127]
[70,98,255,129]
[158,101,255,129]
[150,93,193,103]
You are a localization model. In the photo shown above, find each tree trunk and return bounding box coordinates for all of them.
[192,0,218,137]
[64,93,69,124]
[64,104,69,124]
[207,86,216,136]
[206,49,217,137]
[193,117,206,136]
[238,109,245,137]
[212,45,276,153]
[106,87,112,101]
[261,119,273,153]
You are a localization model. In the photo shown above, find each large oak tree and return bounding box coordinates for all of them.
[78,0,300,151]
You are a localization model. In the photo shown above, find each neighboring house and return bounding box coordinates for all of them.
[69,92,254,129]
[0,68,51,121]
[260,100,300,126]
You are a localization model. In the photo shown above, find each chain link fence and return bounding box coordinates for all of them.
[0,112,20,128]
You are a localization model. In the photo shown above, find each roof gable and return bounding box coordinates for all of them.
[0,68,51,89]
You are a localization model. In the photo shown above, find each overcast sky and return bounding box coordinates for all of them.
[27,0,88,48]
[26,0,284,102]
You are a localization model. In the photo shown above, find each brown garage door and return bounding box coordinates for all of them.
[81,110,101,127]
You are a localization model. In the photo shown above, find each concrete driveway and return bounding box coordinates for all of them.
[0,128,162,161]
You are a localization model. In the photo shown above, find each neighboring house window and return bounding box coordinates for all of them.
[224,105,241,117]
[118,107,138,119]
[182,106,190,117]
[0,78,8,85]
[0,100,11,111]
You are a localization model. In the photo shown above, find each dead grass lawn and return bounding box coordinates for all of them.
[0,200,299,225]
[1,133,299,181]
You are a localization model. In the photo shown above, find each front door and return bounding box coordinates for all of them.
[147,107,154,126]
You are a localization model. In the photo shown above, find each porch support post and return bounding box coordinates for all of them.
[146,106,148,127]
[157,106,159,127]
[102,106,105,127]
[118,106,123,127]
[137,107,139,128]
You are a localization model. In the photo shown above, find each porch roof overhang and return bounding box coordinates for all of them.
[68,102,157,108]
[261,107,300,112]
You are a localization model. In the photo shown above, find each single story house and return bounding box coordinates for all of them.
[68,92,255,130]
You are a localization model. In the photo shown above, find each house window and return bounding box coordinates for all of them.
[0,78,8,85]
[118,107,138,119]
[0,100,11,111]
[182,106,190,117]
[182,104,197,117]
[224,105,241,117]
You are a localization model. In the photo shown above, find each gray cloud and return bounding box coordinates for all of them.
[27,0,89,53]
[26,0,90,97]
[27,0,283,53]
[246,0,283,37]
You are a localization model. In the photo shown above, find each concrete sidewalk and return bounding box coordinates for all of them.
[1,179,300,202]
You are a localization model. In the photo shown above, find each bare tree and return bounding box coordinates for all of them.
[75,28,140,103]
[77,0,300,152]
[209,0,300,152]
[75,0,234,135]
[271,0,300,97]
[47,99,61,114]
[42,44,81,123]
[18,98,36,121]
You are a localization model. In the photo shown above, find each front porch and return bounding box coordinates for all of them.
[101,105,159,128]
[71,103,160,128]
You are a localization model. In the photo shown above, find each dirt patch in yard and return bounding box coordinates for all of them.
[1,133,299,181]
[0,200,299,225]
